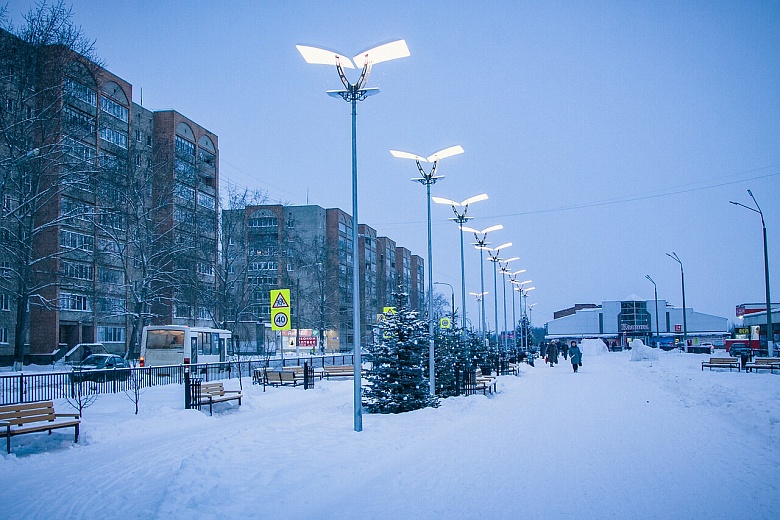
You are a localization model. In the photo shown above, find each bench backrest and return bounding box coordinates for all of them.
[709,358,737,363]
[755,358,780,365]
[200,382,225,396]
[0,401,56,427]
[326,365,353,372]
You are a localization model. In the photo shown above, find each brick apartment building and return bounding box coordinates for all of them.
[0,28,217,363]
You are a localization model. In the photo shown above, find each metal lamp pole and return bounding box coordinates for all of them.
[645,275,660,347]
[730,190,774,356]
[464,225,503,348]
[297,40,409,432]
[498,258,519,352]
[666,252,687,349]
[433,194,489,351]
[469,292,488,337]
[392,147,464,395]
[483,243,512,351]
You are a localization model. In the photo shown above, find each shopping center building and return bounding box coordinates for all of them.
[545,298,729,348]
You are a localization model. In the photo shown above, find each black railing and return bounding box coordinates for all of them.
[0,354,354,406]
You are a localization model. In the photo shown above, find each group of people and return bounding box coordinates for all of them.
[541,339,582,373]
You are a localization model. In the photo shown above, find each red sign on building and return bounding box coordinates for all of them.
[298,336,317,347]
[674,324,682,332]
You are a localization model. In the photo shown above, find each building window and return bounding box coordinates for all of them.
[197,307,211,320]
[100,96,129,122]
[60,230,94,251]
[60,292,91,311]
[175,136,195,159]
[197,192,215,210]
[0,327,8,344]
[97,297,124,314]
[0,261,10,278]
[135,153,141,167]
[97,326,125,343]
[63,261,94,281]
[248,217,278,228]
[135,129,142,142]
[197,263,214,276]
[64,77,97,106]
[63,106,96,136]
[99,125,128,149]
[98,267,122,284]
[0,294,10,311]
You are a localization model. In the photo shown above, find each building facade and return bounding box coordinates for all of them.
[0,28,217,363]
[546,299,729,348]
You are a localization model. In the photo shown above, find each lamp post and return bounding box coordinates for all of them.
[434,281,456,329]
[498,258,520,352]
[481,242,512,351]
[432,194,489,349]
[645,275,660,347]
[512,280,533,350]
[469,292,488,337]
[297,40,409,432]
[521,287,536,351]
[730,190,774,357]
[509,275,529,349]
[391,146,464,396]
[462,225,503,348]
[666,252,687,349]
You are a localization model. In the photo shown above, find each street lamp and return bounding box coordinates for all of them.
[297,40,409,432]
[462,224,503,348]
[508,273,528,350]
[666,252,687,349]
[434,281,456,329]
[645,275,660,347]
[512,279,532,350]
[432,194,489,348]
[469,292,488,337]
[730,190,774,357]
[391,146,464,396]
[480,242,512,350]
[498,258,520,351]
[521,286,535,351]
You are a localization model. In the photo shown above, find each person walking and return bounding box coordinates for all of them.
[547,341,559,366]
[569,340,582,373]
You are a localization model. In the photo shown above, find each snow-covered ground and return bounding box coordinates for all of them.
[2,350,779,519]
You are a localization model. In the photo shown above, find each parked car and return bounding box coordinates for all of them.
[727,343,753,358]
[71,354,130,382]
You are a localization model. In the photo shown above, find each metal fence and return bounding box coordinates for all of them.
[0,354,354,406]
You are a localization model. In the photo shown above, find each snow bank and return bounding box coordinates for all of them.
[629,338,659,361]
[580,338,609,356]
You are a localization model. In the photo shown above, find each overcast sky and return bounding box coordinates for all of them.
[7,0,779,327]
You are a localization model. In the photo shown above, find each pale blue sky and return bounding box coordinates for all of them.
[7,1,779,326]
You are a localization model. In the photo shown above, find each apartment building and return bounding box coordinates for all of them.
[0,28,217,362]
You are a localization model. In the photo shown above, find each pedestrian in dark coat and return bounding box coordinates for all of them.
[568,340,582,373]
[547,341,559,366]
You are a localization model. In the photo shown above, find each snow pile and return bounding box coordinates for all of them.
[629,338,659,361]
[580,338,609,356]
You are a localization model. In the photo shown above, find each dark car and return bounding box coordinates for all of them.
[727,343,753,358]
[71,354,130,382]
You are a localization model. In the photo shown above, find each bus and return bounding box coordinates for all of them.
[140,325,232,367]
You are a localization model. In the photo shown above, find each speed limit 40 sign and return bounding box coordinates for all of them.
[270,289,291,331]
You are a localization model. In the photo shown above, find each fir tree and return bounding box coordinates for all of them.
[364,290,438,413]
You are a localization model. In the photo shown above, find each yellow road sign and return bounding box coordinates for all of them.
[440,317,452,329]
[271,289,291,330]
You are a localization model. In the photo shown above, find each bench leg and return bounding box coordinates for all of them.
[75,423,79,443]
[6,425,10,454]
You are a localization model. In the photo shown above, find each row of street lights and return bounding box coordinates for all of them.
[297,39,540,430]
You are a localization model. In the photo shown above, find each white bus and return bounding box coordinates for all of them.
[140,325,232,367]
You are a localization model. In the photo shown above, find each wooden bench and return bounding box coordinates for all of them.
[744,358,780,373]
[701,357,741,371]
[322,365,357,379]
[263,370,301,390]
[196,382,242,415]
[0,401,80,454]
[285,365,323,380]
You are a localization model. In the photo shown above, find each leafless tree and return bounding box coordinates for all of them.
[0,2,104,369]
